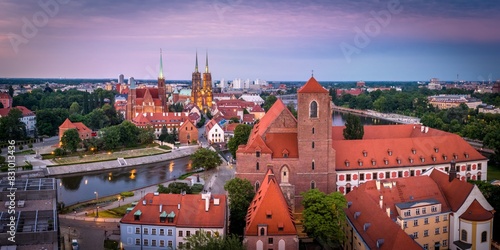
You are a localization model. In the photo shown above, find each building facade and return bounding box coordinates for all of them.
[244,168,299,250]
[236,77,487,212]
[126,50,168,120]
[58,118,92,142]
[344,168,494,250]
[120,192,227,250]
[191,52,213,112]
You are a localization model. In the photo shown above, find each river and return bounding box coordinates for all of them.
[56,112,392,206]
[57,157,192,206]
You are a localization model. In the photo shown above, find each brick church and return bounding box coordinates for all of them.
[190,52,213,112]
[236,77,487,212]
[126,50,168,120]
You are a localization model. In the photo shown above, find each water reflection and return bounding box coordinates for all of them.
[57,156,191,206]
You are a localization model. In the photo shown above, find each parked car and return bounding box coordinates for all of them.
[71,239,79,250]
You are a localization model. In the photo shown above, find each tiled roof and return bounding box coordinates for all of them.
[224,123,239,133]
[132,113,152,126]
[345,187,422,250]
[59,118,76,129]
[245,168,296,236]
[460,199,493,221]
[265,133,298,158]
[428,169,473,212]
[0,106,34,117]
[73,122,92,133]
[135,88,160,99]
[179,119,195,131]
[243,114,255,123]
[251,105,265,112]
[333,125,486,171]
[297,77,328,93]
[120,193,226,228]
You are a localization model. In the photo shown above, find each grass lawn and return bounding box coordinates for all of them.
[488,164,500,181]
[86,203,133,218]
[52,147,165,165]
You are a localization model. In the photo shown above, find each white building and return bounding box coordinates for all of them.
[239,94,265,106]
[0,106,37,137]
[120,192,227,250]
[205,118,225,144]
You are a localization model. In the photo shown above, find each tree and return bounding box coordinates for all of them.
[61,129,81,153]
[159,126,169,142]
[84,108,110,130]
[138,127,155,145]
[229,117,240,123]
[36,108,69,136]
[286,102,297,118]
[263,95,277,112]
[101,126,121,150]
[343,113,364,140]
[178,231,244,250]
[118,120,140,147]
[224,178,255,236]
[69,102,81,115]
[227,124,252,159]
[190,148,222,171]
[302,189,347,248]
[0,108,26,140]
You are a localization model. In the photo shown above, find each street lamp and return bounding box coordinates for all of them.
[94,191,99,218]
[117,195,121,208]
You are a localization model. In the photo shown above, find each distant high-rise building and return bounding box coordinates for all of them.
[126,50,168,120]
[190,51,213,111]
[118,74,124,84]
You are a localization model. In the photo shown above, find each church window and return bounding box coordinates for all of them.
[312,142,315,148]
[256,162,259,170]
[310,101,318,118]
[481,231,487,242]
[461,229,467,241]
[310,181,316,189]
[312,127,315,134]
[311,161,315,170]
[255,181,260,191]
[256,151,260,157]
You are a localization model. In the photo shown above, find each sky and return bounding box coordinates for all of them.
[0,0,499,81]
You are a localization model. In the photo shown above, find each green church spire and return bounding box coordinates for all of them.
[159,48,164,79]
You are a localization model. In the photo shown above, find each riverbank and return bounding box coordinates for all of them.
[46,146,199,177]
[333,106,421,124]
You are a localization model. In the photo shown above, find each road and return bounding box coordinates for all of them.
[60,217,119,250]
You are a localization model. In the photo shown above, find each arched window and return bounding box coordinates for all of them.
[310,181,316,189]
[312,127,315,134]
[256,162,259,170]
[482,231,487,242]
[281,166,289,183]
[311,160,315,170]
[310,101,318,118]
[255,181,260,192]
[312,141,315,149]
[461,229,467,241]
[260,228,265,236]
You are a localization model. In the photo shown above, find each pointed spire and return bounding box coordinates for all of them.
[159,48,164,79]
[205,50,209,73]
[195,50,199,73]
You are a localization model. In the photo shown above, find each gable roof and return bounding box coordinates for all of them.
[428,169,474,211]
[59,118,76,129]
[297,77,328,93]
[179,119,196,131]
[333,125,486,171]
[345,187,422,250]
[245,168,296,236]
[459,199,494,221]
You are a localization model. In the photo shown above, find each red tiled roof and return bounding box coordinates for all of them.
[179,119,196,131]
[74,122,92,133]
[333,125,486,171]
[251,105,265,112]
[224,123,239,133]
[132,113,152,126]
[243,114,255,123]
[265,133,298,158]
[59,118,77,129]
[120,193,226,229]
[429,169,474,212]
[297,77,328,93]
[0,106,34,117]
[460,199,494,221]
[245,169,297,236]
[336,89,363,96]
[345,187,423,250]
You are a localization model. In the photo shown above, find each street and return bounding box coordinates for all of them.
[60,217,120,250]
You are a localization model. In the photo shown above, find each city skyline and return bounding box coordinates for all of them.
[1,0,499,81]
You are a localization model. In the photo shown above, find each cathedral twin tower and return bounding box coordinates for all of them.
[191,51,213,112]
[125,50,213,121]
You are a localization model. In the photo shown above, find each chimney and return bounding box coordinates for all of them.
[449,160,457,182]
[177,203,181,210]
[379,195,383,209]
[159,204,163,212]
[201,192,211,212]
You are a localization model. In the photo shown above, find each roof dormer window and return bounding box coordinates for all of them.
[434,147,439,153]
[396,158,401,164]
[464,152,469,159]
[363,150,368,157]
[431,155,436,162]
[408,157,414,164]
[345,160,350,167]
[371,159,376,166]
[420,156,425,163]
[384,158,389,165]
[442,154,447,161]
[411,148,416,155]
[453,153,458,160]
[387,149,392,156]
[358,160,363,167]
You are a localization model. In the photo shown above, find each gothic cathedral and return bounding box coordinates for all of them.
[191,52,213,112]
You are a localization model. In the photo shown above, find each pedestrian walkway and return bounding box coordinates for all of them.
[46,146,198,176]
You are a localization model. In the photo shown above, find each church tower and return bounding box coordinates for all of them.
[126,77,136,120]
[202,51,213,110]
[191,52,202,109]
[158,49,167,110]
[296,76,336,195]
